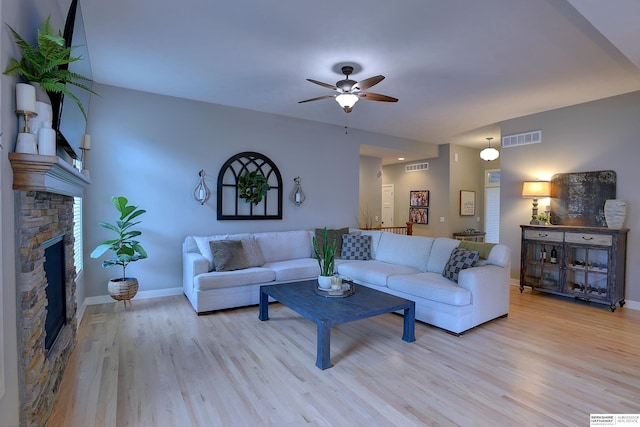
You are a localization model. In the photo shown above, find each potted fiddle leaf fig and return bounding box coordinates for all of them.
[90,196,147,305]
[3,15,97,121]
[238,170,270,205]
[312,227,337,289]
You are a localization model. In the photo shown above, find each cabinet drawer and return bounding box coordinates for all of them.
[524,230,564,242]
[565,233,612,246]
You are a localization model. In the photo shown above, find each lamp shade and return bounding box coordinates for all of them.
[335,93,359,112]
[522,181,550,198]
[480,147,499,161]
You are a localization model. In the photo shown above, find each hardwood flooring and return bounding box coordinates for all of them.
[46,286,640,427]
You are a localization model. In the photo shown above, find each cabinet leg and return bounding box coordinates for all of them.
[619,300,625,308]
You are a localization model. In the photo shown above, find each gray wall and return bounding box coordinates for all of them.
[358,155,382,227]
[83,84,427,298]
[500,91,640,303]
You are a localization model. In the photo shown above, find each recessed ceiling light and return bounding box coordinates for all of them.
[398,157,405,160]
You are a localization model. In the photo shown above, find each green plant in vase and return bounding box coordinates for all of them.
[312,227,337,288]
[90,196,147,304]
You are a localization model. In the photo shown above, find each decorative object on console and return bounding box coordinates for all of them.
[299,65,398,113]
[90,196,148,307]
[193,169,211,205]
[79,134,91,177]
[290,176,306,206]
[549,170,615,227]
[535,212,549,226]
[312,227,337,288]
[480,137,499,161]
[522,181,550,224]
[604,199,627,229]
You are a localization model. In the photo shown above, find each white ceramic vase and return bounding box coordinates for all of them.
[317,275,332,289]
[604,199,627,229]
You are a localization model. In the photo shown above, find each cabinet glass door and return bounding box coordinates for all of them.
[523,241,561,290]
[564,245,609,299]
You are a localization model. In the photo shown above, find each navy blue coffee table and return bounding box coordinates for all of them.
[259,280,416,369]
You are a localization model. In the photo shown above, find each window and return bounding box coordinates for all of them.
[73,197,83,273]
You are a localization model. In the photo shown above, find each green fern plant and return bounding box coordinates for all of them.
[3,16,97,121]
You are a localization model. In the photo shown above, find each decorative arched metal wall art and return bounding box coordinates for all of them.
[217,152,283,220]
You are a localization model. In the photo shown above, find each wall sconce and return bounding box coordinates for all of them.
[289,176,306,206]
[522,181,550,224]
[480,137,499,161]
[193,169,211,205]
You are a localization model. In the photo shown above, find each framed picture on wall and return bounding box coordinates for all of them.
[410,190,429,207]
[409,207,429,224]
[460,190,475,216]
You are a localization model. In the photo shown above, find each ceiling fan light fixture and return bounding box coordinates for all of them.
[335,93,359,112]
[480,137,500,161]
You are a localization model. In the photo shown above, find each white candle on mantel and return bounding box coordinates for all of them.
[16,83,36,113]
[81,134,91,150]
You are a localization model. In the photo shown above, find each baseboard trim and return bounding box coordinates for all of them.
[83,287,184,307]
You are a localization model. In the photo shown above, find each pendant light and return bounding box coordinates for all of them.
[480,137,499,161]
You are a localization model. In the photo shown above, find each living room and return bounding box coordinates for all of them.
[2,0,640,425]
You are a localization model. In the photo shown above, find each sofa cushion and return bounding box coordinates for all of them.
[426,238,461,273]
[459,241,496,260]
[374,233,434,271]
[388,273,472,306]
[314,227,349,259]
[209,240,250,271]
[337,260,422,288]
[241,236,266,267]
[195,268,276,291]
[341,234,372,260]
[442,247,479,283]
[262,258,319,282]
[255,230,312,263]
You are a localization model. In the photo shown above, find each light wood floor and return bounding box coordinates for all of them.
[46,286,640,427]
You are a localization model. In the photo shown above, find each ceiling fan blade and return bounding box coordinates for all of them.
[306,78,337,90]
[298,94,335,104]
[359,92,398,102]
[353,75,384,91]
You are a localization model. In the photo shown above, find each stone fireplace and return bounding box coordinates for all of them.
[10,153,90,426]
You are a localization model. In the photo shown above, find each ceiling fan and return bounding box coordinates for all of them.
[299,65,398,113]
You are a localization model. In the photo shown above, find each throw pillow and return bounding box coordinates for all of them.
[341,234,372,260]
[240,236,265,267]
[458,240,496,260]
[314,227,349,259]
[442,247,479,283]
[209,240,250,272]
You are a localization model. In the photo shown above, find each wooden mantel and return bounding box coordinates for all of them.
[8,152,91,197]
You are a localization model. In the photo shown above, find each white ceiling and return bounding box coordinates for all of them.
[76,0,640,164]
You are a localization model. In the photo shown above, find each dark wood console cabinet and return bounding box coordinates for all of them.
[520,225,628,311]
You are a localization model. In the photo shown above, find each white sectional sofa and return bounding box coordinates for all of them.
[182,229,511,334]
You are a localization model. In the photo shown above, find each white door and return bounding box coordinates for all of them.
[382,184,394,226]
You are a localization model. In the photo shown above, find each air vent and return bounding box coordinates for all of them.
[405,162,429,172]
[502,130,541,148]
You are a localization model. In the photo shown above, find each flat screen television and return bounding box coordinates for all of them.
[51,0,93,160]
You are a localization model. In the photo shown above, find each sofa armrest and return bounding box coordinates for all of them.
[183,252,209,291]
[457,264,510,324]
